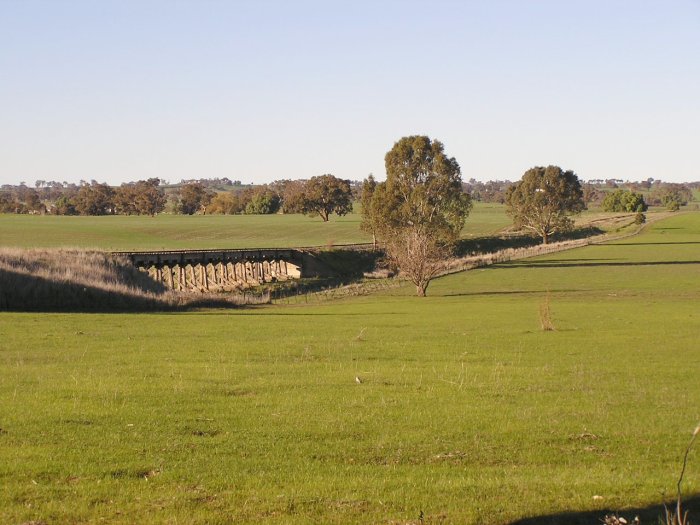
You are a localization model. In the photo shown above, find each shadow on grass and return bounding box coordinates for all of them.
[0,268,251,312]
[440,289,588,298]
[606,241,700,246]
[508,495,700,525]
[312,248,381,278]
[265,248,385,302]
[173,310,407,317]
[455,227,604,257]
[507,260,700,269]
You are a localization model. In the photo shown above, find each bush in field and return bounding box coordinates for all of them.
[602,189,648,213]
[245,188,281,215]
[54,195,77,215]
[207,192,243,214]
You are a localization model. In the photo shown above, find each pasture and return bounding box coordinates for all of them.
[0,203,512,251]
[0,213,698,524]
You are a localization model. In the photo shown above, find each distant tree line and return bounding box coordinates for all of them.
[0,175,356,218]
[0,179,168,216]
[462,179,513,203]
[0,175,696,216]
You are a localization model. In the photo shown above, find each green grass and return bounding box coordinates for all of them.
[1,214,699,524]
[460,202,512,238]
[0,202,510,251]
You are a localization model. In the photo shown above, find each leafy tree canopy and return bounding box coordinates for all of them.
[505,165,585,244]
[601,189,647,213]
[114,179,167,216]
[74,182,115,216]
[300,174,353,222]
[178,183,212,215]
[245,188,281,215]
[362,136,472,296]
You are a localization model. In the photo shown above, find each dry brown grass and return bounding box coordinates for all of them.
[0,248,268,312]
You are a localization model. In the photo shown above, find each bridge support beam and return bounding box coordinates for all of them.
[143,258,300,292]
[119,247,331,293]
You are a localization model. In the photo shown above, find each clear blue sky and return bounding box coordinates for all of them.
[1,0,698,186]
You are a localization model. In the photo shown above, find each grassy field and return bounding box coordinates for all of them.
[1,213,698,524]
[0,203,511,251]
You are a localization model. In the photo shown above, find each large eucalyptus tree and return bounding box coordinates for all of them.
[362,136,471,296]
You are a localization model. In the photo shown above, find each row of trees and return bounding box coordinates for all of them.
[1,174,694,217]
[463,178,698,206]
[179,175,353,220]
[0,176,355,218]
[0,179,167,216]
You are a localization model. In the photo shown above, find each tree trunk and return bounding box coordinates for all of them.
[416,282,428,297]
[542,232,549,244]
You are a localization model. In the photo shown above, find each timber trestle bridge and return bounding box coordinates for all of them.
[114,245,371,292]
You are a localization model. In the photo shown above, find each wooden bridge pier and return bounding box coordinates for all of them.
[115,248,304,292]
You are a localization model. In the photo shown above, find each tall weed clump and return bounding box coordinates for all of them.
[663,424,699,525]
[539,291,556,331]
[601,424,699,525]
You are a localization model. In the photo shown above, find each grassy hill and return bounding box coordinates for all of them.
[1,213,698,524]
[0,203,511,250]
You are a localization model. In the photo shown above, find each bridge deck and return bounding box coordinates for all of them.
[113,248,302,268]
[113,243,374,268]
